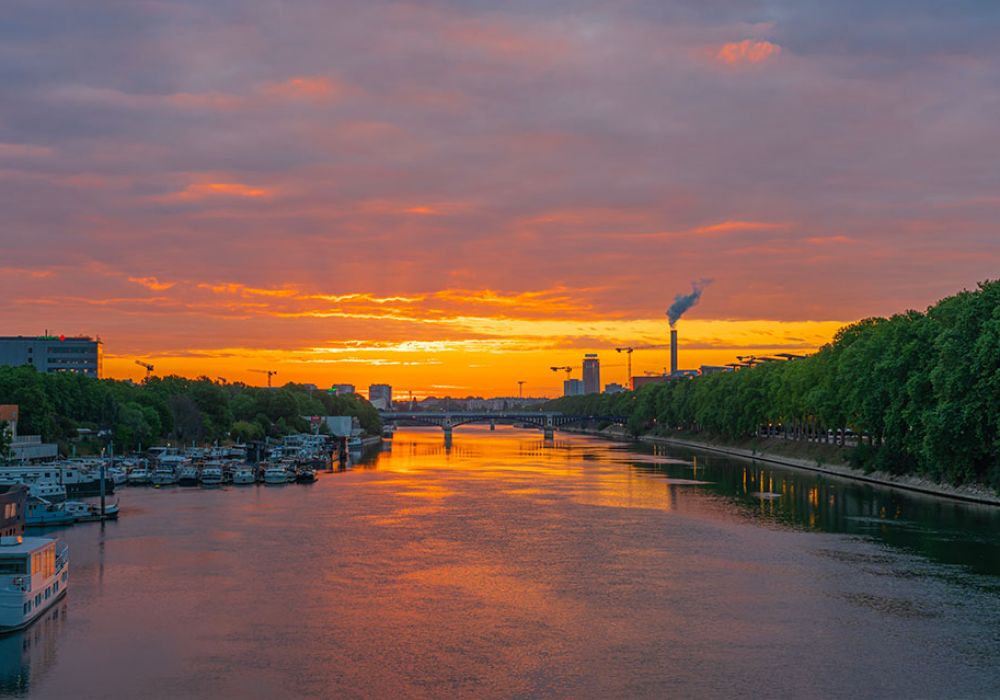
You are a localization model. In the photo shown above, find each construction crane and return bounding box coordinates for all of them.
[550,366,573,378]
[517,380,526,399]
[615,344,669,386]
[249,369,278,388]
[134,359,154,379]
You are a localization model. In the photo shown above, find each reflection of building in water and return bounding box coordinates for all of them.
[0,600,66,694]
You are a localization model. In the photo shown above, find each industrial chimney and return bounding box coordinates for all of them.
[670,329,678,375]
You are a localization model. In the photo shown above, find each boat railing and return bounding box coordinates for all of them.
[55,542,69,573]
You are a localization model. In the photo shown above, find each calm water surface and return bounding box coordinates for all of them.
[5,427,1000,699]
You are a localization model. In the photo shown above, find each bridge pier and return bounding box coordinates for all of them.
[544,415,554,440]
[490,419,496,431]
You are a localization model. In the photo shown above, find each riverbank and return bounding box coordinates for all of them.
[566,427,1000,506]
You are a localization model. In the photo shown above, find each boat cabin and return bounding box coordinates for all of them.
[0,536,69,632]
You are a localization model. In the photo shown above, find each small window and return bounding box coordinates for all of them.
[24,602,30,614]
[45,588,50,599]
[0,559,26,575]
[34,594,41,606]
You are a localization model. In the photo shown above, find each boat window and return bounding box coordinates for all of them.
[0,558,26,575]
[34,594,41,606]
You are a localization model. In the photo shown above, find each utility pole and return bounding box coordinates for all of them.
[517,380,525,399]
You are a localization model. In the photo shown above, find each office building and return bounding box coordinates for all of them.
[0,335,102,377]
[563,379,585,397]
[368,384,392,410]
[582,354,600,394]
[330,384,356,395]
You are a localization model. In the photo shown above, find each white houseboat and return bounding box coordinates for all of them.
[200,465,224,487]
[263,467,289,485]
[0,536,69,633]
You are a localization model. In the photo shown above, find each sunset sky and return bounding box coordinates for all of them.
[3,1,999,397]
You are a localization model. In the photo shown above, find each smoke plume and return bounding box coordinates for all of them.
[667,279,712,327]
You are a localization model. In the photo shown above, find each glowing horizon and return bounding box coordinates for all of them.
[3,2,998,396]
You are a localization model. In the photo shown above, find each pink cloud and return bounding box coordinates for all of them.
[717,40,781,65]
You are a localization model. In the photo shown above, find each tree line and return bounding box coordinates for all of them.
[0,369,382,455]
[545,280,1000,491]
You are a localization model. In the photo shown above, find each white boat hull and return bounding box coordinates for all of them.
[0,540,69,633]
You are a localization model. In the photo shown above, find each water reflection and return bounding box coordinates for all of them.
[366,427,1000,579]
[5,426,998,699]
[0,601,67,694]
[609,439,1000,578]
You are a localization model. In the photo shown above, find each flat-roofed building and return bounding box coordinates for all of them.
[368,384,392,410]
[0,335,102,377]
[582,354,600,394]
[330,384,356,395]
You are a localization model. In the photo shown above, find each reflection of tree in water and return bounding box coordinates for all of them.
[0,600,67,694]
[629,444,1000,577]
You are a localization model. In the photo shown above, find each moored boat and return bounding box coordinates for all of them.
[151,466,178,486]
[200,466,223,487]
[127,467,152,485]
[24,499,75,528]
[61,500,119,522]
[263,467,288,485]
[0,535,69,633]
[232,468,255,485]
[177,466,200,486]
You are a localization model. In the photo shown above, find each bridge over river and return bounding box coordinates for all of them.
[379,411,627,439]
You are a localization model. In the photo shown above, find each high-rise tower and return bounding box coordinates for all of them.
[582,354,601,394]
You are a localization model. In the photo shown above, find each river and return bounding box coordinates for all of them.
[4,427,999,698]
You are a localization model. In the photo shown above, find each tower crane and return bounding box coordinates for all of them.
[550,366,573,378]
[615,344,669,387]
[249,369,278,388]
[134,359,154,379]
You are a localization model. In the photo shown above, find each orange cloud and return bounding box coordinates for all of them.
[159,181,274,202]
[717,40,781,65]
[261,76,340,100]
[694,220,787,235]
[128,276,175,291]
[806,235,854,245]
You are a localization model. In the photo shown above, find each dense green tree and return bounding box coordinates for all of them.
[545,280,1000,491]
[0,370,382,454]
